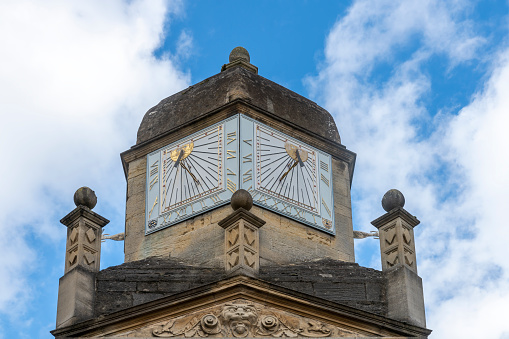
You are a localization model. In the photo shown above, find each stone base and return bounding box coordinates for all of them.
[56,266,96,328]
[385,265,426,327]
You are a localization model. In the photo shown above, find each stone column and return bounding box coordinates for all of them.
[218,189,265,277]
[56,187,109,329]
[371,189,426,328]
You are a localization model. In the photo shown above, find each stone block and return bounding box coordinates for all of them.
[127,157,147,179]
[133,292,164,306]
[385,265,426,327]
[56,266,95,328]
[96,281,137,292]
[127,174,146,198]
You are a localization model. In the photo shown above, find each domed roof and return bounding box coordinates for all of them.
[137,51,341,145]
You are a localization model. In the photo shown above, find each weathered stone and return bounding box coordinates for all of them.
[385,265,426,327]
[137,66,341,146]
[56,266,95,328]
[73,187,97,209]
[382,189,406,212]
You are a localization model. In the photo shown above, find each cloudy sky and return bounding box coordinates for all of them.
[0,0,508,338]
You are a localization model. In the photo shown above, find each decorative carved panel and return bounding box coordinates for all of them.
[223,219,260,274]
[69,228,79,246]
[378,218,418,273]
[62,207,106,273]
[85,227,96,243]
[119,299,361,337]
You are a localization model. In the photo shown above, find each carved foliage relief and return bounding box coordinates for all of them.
[121,300,360,337]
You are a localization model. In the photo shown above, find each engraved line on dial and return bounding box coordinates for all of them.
[149,160,159,190]
[161,126,222,212]
[257,132,318,210]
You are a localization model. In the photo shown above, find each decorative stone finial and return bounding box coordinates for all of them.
[230,189,253,211]
[73,186,97,209]
[229,46,250,63]
[381,189,405,212]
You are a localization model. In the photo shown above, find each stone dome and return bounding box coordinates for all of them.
[137,59,341,145]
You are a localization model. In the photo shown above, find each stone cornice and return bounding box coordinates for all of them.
[121,99,356,185]
[371,207,420,229]
[60,205,110,228]
[51,274,431,338]
[218,208,266,229]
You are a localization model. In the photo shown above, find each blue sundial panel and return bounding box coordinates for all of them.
[145,114,334,235]
[239,115,335,235]
[145,115,239,234]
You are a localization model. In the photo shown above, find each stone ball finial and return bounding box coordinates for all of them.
[381,189,405,212]
[74,186,97,209]
[229,46,250,63]
[230,189,253,211]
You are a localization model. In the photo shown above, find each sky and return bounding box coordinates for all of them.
[0,0,508,338]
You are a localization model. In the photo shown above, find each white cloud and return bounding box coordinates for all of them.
[0,0,190,320]
[308,0,509,337]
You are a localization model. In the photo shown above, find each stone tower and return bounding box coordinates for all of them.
[52,47,431,338]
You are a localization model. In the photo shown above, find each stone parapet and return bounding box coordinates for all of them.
[93,257,388,318]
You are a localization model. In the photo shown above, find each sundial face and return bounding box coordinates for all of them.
[145,116,239,234]
[144,114,335,235]
[239,116,335,234]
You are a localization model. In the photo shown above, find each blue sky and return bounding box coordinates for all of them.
[0,0,508,338]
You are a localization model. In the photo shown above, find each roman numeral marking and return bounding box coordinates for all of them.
[227,179,237,193]
[312,213,318,225]
[271,200,279,210]
[199,200,207,209]
[243,139,252,146]
[227,150,236,159]
[322,198,331,217]
[162,213,172,224]
[321,174,329,187]
[320,161,328,172]
[150,160,159,176]
[149,196,158,218]
[258,194,269,205]
[149,176,159,190]
[227,131,236,145]
[243,169,252,183]
[175,207,187,218]
[227,168,236,176]
[210,194,221,204]
[294,207,304,219]
[281,203,291,213]
[242,153,252,163]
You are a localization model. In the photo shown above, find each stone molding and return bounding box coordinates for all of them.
[218,208,266,230]
[221,59,259,74]
[51,275,431,338]
[121,102,356,183]
[371,207,419,230]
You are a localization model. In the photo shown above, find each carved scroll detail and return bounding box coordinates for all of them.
[151,300,348,338]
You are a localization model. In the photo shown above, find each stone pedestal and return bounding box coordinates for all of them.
[61,205,109,273]
[371,207,419,273]
[372,206,425,327]
[218,207,265,277]
[56,204,109,328]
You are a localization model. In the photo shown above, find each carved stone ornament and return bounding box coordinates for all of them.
[147,300,358,338]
